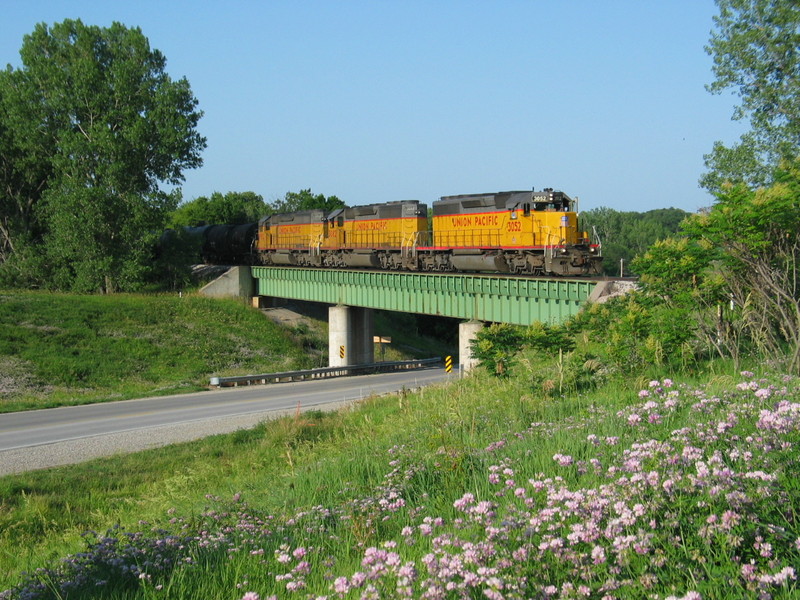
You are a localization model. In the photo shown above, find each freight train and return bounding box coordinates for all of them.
[196,189,602,277]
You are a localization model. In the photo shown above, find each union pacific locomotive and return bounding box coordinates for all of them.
[200,189,602,276]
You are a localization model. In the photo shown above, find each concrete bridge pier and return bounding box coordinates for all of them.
[459,320,484,373]
[329,305,374,367]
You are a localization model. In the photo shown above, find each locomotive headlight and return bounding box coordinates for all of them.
[560,248,567,254]
[589,247,597,253]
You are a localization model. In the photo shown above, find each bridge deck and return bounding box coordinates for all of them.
[252,267,600,326]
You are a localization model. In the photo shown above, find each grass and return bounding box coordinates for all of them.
[1,292,798,598]
[0,292,452,413]
[0,291,316,412]
[3,345,798,598]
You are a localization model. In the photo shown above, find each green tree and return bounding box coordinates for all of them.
[703,0,800,192]
[684,161,800,372]
[169,191,267,227]
[0,19,206,292]
[269,189,344,214]
[582,207,690,276]
[0,69,53,264]
[471,323,526,377]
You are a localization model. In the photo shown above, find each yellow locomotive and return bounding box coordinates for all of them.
[425,189,600,275]
[256,201,428,270]
[231,189,600,276]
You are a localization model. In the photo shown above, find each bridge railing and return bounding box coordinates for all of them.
[209,357,443,388]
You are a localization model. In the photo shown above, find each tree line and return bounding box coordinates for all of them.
[166,189,343,229]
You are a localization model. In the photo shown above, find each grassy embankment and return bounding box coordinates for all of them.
[0,291,450,414]
[0,292,309,413]
[1,292,799,599]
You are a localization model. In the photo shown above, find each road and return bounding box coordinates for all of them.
[0,367,452,476]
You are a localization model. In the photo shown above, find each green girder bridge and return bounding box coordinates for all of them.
[253,267,599,326]
[247,267,612,371]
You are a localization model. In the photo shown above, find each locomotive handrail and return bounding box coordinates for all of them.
[209,357,443,388]
[309,235,322,256]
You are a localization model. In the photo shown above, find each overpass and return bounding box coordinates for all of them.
[202,266,618,371]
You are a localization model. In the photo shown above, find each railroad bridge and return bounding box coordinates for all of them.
[202,266,620,371]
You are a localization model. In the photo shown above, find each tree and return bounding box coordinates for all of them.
[629,159,800,372]
[169,191,267,227]
[269,189,344,214]
[0,68,53,265]
[703,0,800,192]
[0,19,206,292]
[684,160,800,372]
[471,323,526,377]
[581,207,690,276]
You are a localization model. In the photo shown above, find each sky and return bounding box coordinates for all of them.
[2,1,747,213]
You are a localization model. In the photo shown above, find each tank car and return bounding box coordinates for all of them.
[192,222,258,265]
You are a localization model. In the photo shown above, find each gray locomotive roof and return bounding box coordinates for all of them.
[433,190,572,215]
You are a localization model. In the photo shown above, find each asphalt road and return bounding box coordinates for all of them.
[0,366,453,475]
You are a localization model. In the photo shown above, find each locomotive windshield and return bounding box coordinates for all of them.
[532,192,572,212]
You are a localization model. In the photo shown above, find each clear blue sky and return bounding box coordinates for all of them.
[2,1,745,213]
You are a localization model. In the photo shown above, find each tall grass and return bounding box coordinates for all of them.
[3,353,798,598]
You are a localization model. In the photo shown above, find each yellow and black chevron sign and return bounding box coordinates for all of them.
[445,355,453,373]
[339,345,345,359]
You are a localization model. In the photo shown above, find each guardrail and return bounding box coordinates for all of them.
[209,357,443,388]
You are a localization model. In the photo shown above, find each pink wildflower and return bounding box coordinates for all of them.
[591,545,607,564]
[553,453,574,466]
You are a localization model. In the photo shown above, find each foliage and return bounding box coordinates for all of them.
[0,19,206,292]
[581,206,691,276]
[683,161,800,372]
[168,191,267,228]
[618,158,800,373]
[470,323,526,377]
[150,227,201,291]
[268,189,344,214]
[525,322,576,355]
[472,322,578,378]
[527,348,605,397]
[703,0,800,191]
[570,294,699,373]
[632,236,717,304]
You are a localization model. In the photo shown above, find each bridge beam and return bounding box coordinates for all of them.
[253,267,598,326]
[329,305,374,367]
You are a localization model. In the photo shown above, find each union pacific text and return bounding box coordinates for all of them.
[449,214,499,228]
